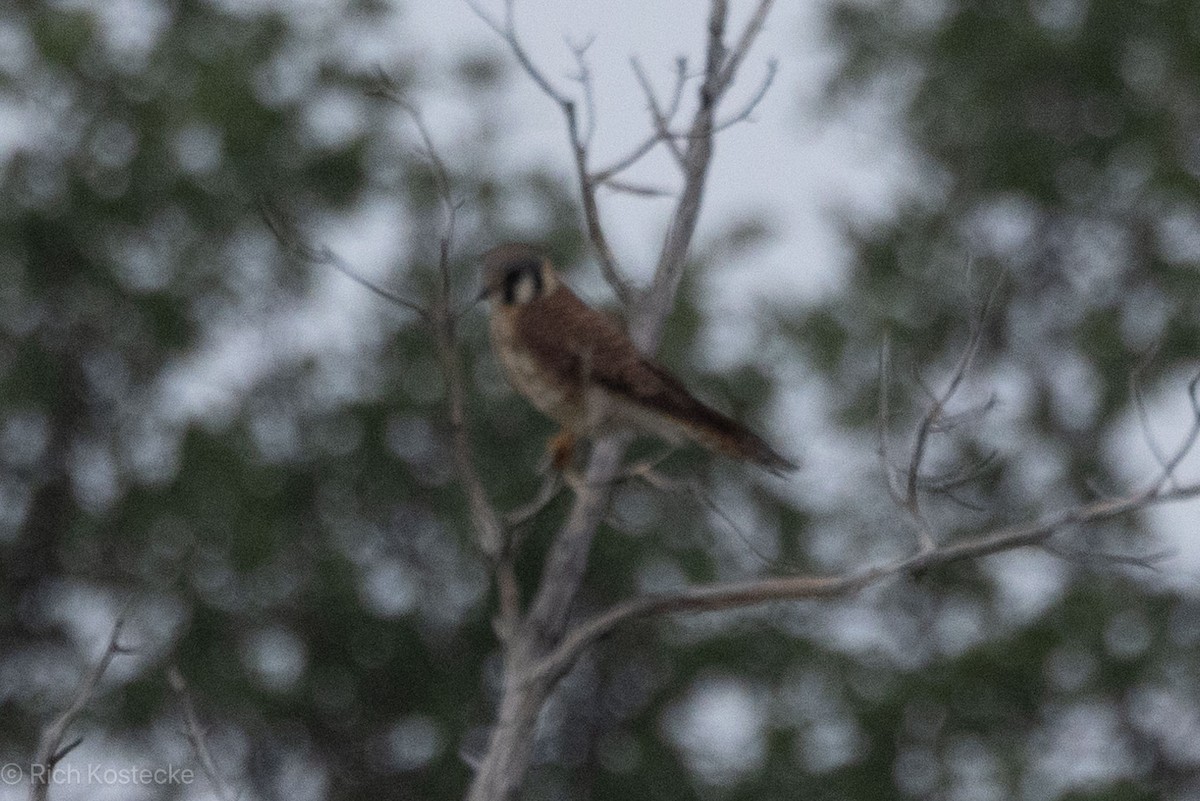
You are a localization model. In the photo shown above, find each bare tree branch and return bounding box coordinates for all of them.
[629,57,687,167]
[878,277,1003,552]
[467,0,633,306]
[594,57,690,181]
[600,178,673,197]
[1147,370,1200,494]
[1130,349,1174,480]
[466,0,571,105]
[715,0,775,90]
[260,199,428,320]
[465,4,780,799]
[274,80,520,634]
[533,477,1200,683]
[634,0,775,349]
[877,331,906,507]
[167,666,235,801]
[566,35,599,147]
[504,472,564,530]
[30,615,130,801]
[631,462,789,569]
[377,87,517,628]
[711,58,778,131]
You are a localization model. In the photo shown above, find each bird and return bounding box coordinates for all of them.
[479,243,796,475]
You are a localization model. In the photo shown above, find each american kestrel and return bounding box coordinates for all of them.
[480,243,796,475]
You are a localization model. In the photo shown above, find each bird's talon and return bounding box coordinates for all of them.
[548,430,576,472]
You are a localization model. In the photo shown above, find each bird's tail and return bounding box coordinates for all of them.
[685,407,798,476]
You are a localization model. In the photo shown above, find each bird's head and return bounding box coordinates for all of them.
[479,243,559,307]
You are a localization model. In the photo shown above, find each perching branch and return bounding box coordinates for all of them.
[465,4,779,799]
[30,615,130,801]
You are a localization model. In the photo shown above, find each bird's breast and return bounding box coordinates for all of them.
[489,308,579,425]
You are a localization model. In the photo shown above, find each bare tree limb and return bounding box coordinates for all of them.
[600,178,673,197]
[167,666,234,801]
[566,35,599,147]
[467,0,633,306]
[715,0,775,90]
[532,477,1200,683]
[504,472,564,530]
[711,58,778,131]
[877,331,906,507]
[1130,348,1174,481]
[465,4,780,799]
[634,0,775,349]
[275,79,520,634]
[879,277,1003,553]
[30,615,130,801]
[1147,370,1200,494]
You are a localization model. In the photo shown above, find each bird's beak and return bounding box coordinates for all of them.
[475,285,490,304]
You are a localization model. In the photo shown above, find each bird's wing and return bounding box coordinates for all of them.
[516,285,797,473]
[517,286,686,408]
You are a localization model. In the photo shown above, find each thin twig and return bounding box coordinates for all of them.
[566,35,598,147]
[710,59,778,131]
[466,0,570,104]
[630,57,686,166]
[504,473,564,530]
[1147,370,1200,494]
[634,464,793,570]
[31,615,131,801]
[601,179,673,198]
[593,57,690,183]
[715,0,775,89]
[877,331,906,507]
[259,199,428,320]
[167,666,234,801]
[1130,352,1173,481]
[893,275,1003,552]
[367,77,518,629]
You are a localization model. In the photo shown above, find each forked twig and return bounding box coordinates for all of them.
[467,0,633,306]
[31,615,131,801]
[259,199,428,320]
[879,276,1004,552]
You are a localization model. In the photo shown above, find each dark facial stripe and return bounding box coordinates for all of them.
[502,259,543,304]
